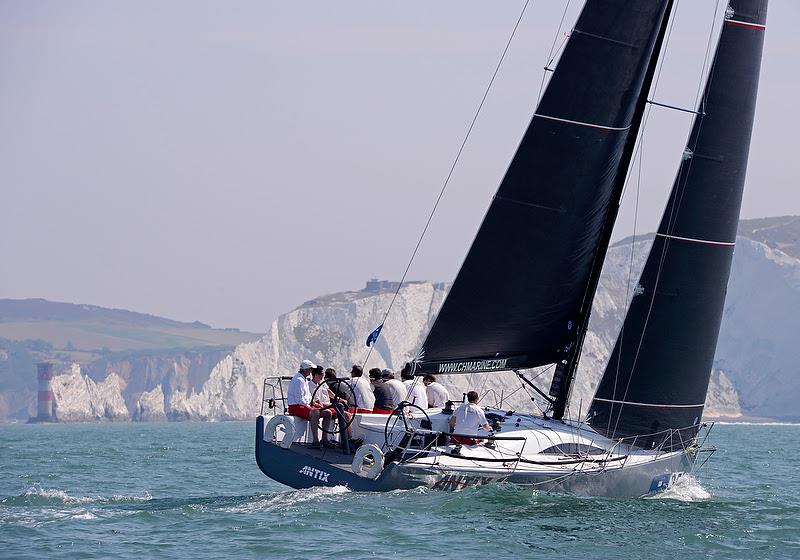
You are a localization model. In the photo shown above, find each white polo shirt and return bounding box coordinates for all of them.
[426,381,449,408]
[403,379,428,409]
[287,371,311,406]
[384,379,407,405]
[452,402,488,436]
[351,376,376,410]
[313,380,331,406]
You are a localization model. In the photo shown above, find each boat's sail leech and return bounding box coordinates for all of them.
[415,1,674,378]
[587,0,769,450]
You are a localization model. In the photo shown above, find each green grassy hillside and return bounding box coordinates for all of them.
[0,299,261,354]
[0,299,263,420]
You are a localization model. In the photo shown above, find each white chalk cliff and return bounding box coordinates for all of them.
[50,235,800,422]
[51,364,130,422]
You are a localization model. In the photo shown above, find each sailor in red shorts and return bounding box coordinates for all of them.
[287,359,334,448]
[449,390,492,446]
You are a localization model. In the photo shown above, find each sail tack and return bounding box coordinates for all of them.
[588,0,769,450]
[416,1,673,374]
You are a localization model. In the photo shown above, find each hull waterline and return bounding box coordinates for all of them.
[254,415,698,497]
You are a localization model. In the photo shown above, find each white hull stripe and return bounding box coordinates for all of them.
[725,19,766,30]
[593,397,705,409]
[533,113,630,132]
[656,233,735,247]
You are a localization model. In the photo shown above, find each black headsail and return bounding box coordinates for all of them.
[588,0,768,450]
[415,1,674,380]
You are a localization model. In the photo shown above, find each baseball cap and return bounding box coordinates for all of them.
[299,359,317,371]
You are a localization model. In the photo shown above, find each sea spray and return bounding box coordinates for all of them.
[644,474,712,502]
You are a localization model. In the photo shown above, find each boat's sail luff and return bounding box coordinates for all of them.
[587,0,768,450]
[415,1,673,375]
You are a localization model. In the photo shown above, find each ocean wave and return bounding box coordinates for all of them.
[108,491,153,503]
[223,485,350,513]
[70,510,98,520]
[0,507,101,528]
[0,484,153,507]
[8,484,96,506]
[644,474,712,502]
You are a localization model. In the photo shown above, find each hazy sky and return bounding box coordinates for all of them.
[1,1,797,332]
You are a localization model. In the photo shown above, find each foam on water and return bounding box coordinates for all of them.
[21,484,95,505]
[108,491,153,503]
[70,510,98,520]
[645,474,712,502]
[224,485,350,513]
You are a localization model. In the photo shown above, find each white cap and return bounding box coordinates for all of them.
[299,359,316,371]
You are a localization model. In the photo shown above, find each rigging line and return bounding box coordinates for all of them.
[537,0,573,105]
[517,381,545,415]
[663,14,725,242]
[604,130,644,431]
[599,0,686,437]
[510,364,553,412]
[476,371,492,402]
[576,0,681,341]
[360,0,533,371]
[619,0,680,202]
[610,6,724,441]
[572,0,682,423]
[502,383,526,401]
[695,0,723,109]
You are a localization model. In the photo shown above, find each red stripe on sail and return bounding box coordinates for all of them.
[725,19,766,31]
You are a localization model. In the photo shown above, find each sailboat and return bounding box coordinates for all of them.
[255,0,768,496]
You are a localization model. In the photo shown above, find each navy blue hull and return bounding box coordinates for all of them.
[254,416,419,491]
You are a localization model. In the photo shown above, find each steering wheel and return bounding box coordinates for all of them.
[310,377,359,435]
[383,401,431,455]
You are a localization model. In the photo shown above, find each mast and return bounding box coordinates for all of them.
[551,0,677,420]
[587,0,769,449]
[415,1,676,378]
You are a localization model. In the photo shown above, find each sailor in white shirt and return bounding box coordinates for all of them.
[381,369,407,405]
[423,374,450,408]
[449,391,491,445]
[286,359,334,448]
[400,367,428,409]
[286,361,313,409]
[311,367,332,407]
[349,365,376,412]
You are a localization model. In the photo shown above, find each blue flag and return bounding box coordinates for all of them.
[366,323,384,347]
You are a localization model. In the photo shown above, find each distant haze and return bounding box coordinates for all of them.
[1,1,798,332]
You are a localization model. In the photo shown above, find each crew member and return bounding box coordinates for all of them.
[423,374,449,408]
[370,368,394,414]
[310,367,336,448]
[311,366,333,407]
[400,363,428,408]
[323,368,356,443]
[382,369,407,406]
[286,359,333,449]
[349,365,375,413]
[449,390,492,446]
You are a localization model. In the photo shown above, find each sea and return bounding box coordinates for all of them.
[1,422,798,559]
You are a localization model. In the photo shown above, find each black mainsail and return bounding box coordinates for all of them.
[415,1,674,378]
[588,0,768,450]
